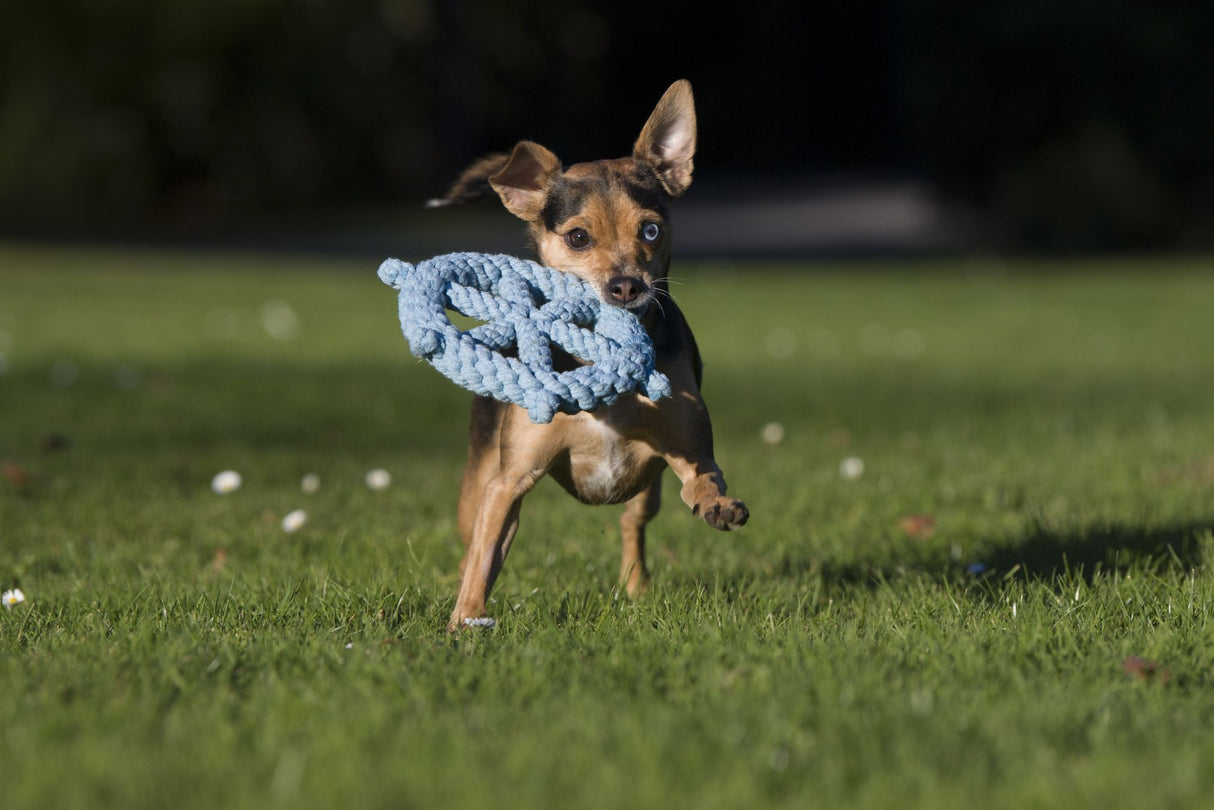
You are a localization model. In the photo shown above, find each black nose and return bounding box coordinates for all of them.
[606,275,648,305]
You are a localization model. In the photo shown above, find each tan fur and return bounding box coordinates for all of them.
[443,80,747,631]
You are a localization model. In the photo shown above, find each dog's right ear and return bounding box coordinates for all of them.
[488,141,561,221]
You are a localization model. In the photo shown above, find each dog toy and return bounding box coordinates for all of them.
[378,252,672,423]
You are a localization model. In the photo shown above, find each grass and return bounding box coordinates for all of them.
[2,244,1214,809]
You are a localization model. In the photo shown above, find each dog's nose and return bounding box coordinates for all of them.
[606,276,648,306]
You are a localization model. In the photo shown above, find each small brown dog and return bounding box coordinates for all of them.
[429,80,748,631]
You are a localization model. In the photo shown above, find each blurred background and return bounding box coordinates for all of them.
[2,0,1211,257]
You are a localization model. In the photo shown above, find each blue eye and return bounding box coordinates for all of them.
[641,222,662,242]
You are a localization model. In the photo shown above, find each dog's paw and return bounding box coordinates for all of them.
[446,615,498,634]
[693,497,749,531]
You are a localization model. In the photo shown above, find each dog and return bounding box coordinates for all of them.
[428,80,748,631]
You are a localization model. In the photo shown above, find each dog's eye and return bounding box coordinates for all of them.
[640,222,662,243]
[565,228,591,250]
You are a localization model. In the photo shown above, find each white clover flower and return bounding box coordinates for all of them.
[282,509,307,533]
[839,456,865,481]
[211,470,243,494]
[260,300,300,341]
[760,422,785,445]
[764,327,797,359]
[2,588,25,609]
[300,473,320,494]
[365,468,391,490]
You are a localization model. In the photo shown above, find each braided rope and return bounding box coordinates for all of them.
[378,252,672,423]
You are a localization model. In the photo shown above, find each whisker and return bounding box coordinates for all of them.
[654,286,682,307]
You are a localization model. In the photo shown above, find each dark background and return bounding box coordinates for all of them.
[3,0,1211,252]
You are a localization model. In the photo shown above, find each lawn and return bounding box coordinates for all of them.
[2,244,1214,809]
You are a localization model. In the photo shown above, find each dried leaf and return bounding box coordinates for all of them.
[1123,655,1170,685]
[2,461,32,488]
[898,514,936,540]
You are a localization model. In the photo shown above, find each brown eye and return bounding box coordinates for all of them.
[565,228,591,250]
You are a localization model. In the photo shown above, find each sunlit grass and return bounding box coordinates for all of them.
[2,245,1214,809]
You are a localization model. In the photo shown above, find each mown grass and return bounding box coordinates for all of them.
[2,244,1214,809]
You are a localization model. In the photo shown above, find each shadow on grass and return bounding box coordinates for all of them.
[749,520,1213,598]
[978,520,1212,582]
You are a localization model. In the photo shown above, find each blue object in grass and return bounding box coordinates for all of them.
[378,252,671,424]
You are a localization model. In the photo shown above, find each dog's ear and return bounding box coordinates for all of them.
[633,80,697,198]
[488,141,561,221]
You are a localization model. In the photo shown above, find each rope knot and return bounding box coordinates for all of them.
[379,252,671,423]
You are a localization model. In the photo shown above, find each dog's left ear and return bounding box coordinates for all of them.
[633,80,697,198]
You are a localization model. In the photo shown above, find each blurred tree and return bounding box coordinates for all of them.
[910,0,1214,248]
[0,0,442,230]
[0,0,1210,249]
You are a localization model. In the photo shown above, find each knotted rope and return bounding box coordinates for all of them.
[378,252,671,423]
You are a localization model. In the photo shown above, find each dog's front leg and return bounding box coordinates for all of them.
[655,392,749,532]
[665,454,749,531]
[448,469,541,632]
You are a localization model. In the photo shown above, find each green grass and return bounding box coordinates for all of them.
[3,244,1214,809]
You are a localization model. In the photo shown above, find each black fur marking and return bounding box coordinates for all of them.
[622,167,670,219]
[541,165,671,234]
[540,175,593,233]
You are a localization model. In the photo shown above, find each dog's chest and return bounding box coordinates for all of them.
[563,418,659,505]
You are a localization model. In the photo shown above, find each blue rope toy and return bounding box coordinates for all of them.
[378,252,672,423]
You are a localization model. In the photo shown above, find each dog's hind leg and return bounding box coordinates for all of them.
[619,477,661,598]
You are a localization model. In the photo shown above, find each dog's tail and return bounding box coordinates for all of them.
[425,153,511,208]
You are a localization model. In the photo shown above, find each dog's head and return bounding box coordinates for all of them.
[438,81,696,311]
